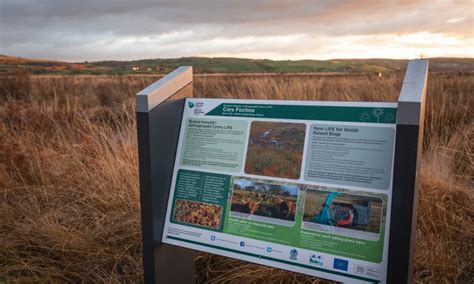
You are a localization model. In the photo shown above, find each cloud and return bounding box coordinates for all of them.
[0,0,472,61]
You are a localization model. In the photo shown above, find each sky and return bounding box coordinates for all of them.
[0,0,472,62]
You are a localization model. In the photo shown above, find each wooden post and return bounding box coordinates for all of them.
[136,67,196,284]
[387,60,429,283]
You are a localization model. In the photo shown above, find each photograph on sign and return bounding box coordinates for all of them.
[162,98,397,283]
[302,188,386,241]
[245,121,306,179]
[173,200,224,230]
[230,179,299,225]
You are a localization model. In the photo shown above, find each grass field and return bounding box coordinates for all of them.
[2,55,473,75]
[0,71,473,282]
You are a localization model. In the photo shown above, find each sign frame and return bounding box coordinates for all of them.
[135,60,429,283]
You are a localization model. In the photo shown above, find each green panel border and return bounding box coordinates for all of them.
[206,103,397,124]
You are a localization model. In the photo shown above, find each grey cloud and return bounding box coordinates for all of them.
[0,0,472,60]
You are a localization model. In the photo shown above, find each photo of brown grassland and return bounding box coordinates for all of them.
[303,189,384,234]
[231,179,299,221]
[173,199,223,229]
[0,67,472,282]
[245,121,306,179]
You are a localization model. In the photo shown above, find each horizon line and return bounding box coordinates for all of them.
[1,54,473,64]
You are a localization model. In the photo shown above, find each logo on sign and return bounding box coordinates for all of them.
[309,254,323,266]
[367,267,380,278]
[333,258,348,271]
[190,101,205,115]
[353,264,380,278]
[289,249,298,260]
[354,264,365,275]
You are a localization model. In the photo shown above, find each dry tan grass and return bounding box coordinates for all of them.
[0,72,472,283]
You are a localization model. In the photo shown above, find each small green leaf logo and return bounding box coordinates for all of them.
[188,101,195,108]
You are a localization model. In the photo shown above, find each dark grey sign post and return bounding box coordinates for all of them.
[387,60,429,283]
[136,60,428,284]
[135,66,196,284]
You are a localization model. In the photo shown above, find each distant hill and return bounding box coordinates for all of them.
[0,55,472,75]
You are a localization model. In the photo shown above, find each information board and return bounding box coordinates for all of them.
[162,98,398,283]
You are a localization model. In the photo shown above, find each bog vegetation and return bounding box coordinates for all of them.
[173,200,223,230]
[245,121,306,179]
[2,55,473,75]
[0,71,472,282]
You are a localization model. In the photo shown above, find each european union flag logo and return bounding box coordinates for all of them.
[333,258,348,271]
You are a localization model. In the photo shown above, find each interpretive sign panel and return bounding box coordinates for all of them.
[136,60,428,283]
[162,99,398,283]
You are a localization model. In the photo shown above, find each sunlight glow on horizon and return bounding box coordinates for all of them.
[2,0,472,62]
[23,31,471,62]
[188,32,473,61]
